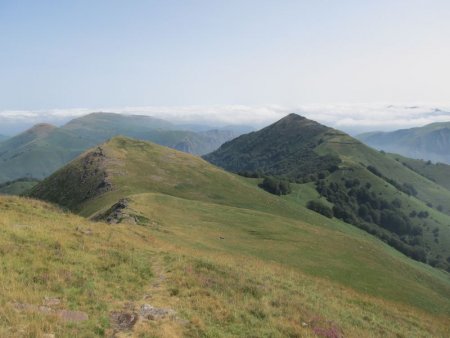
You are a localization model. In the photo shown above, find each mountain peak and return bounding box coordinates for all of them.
[11,123,57,142]
[274,113,322,129]
[204,114,339,179]
[28,123,56,135]
[283,112,306,120]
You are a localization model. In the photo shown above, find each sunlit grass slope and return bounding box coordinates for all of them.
[1,196,449,337]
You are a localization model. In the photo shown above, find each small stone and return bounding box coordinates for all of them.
[11,302,34,312]
[140,304,175,320]
[38,306,53,314]
[110,311,139,330]
[43,297,61,307]
[57,309,89,322]
[302,322,308,327]
[176,317,190,326]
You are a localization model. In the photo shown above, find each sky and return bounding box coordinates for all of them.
[1,1,449,133]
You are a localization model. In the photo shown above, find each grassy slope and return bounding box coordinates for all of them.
[317,131,450,215]
[387,153,450,191]
[28,137,450,337]
[316,132,450,265]
[1,196,449,337]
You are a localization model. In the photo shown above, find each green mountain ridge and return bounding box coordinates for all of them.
[26,135,450,336]
[205,113,450,270]
[357,121,450,164]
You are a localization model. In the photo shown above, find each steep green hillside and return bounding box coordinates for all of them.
[204,113,341,179]
[0,178,40,195]
[357,121,450,164]
[205,114,450,270]
[0,113,239,183]
[26,137,450,336]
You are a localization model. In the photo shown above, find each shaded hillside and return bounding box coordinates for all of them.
[357,121,450,164]
[204,113,341,179]
[0,124,94,182]
[0,113,239,183]
[26,138,450,336]
[205,114,450,270]
[0,134,9,142]
[60,112,240,155]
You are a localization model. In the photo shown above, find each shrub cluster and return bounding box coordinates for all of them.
[367,165,418,196]
[259,177,291,196]
[316,177,428,264]
[307,200,333,218]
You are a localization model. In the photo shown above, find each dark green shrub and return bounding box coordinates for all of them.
[307,200,333,218]
[259,177,291,195]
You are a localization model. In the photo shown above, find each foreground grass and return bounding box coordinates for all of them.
[1,196,449,337]
[0,196,155,337]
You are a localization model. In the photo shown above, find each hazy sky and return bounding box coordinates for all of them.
[1,0,449,110]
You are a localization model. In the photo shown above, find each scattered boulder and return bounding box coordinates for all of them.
[43,297,61,307]
[12,301,88,323]
[93,198,144,225]
[57,310,89,322]
[76,227,93,235]
[38,306,53,314]
[110,311,139,330]
[140,304,175,320]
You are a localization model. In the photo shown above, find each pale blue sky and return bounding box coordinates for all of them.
[1,0,449,110]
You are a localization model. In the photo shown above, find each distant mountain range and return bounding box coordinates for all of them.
[0,134,9,142]
[357,121,450,164]
[0,112,245,183]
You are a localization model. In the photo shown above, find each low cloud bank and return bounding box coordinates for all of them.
[1,104,449,135]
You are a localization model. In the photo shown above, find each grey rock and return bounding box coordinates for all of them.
[140,304,175,320]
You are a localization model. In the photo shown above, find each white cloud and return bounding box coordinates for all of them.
[0,104,449,134]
